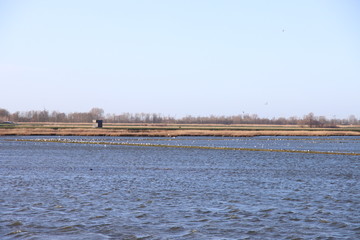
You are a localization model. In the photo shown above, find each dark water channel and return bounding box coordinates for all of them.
[1,136,359,239]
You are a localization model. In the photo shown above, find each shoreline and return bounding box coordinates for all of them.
[1,122,360,137]
[1,128,360,137]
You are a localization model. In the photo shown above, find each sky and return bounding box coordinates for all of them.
[1,0,359,119]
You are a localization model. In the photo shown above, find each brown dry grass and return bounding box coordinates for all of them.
[1,127,360,137]
[2,122,360,137]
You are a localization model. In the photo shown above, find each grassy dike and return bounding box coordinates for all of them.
[1,122,360,137]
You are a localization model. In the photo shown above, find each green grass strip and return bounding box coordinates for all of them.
[8,139,360,156]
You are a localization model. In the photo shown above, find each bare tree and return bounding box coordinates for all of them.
[89,108,104,120]
[348,115,358,125]
[0,108,10,121]
[303,112,316,127]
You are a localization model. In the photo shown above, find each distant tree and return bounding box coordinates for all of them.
[348,115,358,125]
[2,107,358,126]
[288,116,299,125]
[0,108,10,121]
[89,108,104,120]
[38,110,50,122]
[303,112,316,128]
[10,111,20,122]
[51,111,67,122]
[318,116,327,127]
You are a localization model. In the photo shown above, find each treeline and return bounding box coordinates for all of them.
[0,107,359,127]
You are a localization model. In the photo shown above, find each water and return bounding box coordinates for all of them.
[1,136,359,239]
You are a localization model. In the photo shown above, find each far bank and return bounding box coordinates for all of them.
[1,122,360,137]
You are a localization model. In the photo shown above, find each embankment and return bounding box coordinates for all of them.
[1,123,360,137]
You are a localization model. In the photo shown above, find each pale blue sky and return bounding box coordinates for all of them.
[1,0,359,118]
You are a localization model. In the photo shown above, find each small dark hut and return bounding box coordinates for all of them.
[93,120,103,128]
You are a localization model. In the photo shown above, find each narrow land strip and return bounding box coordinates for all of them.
[1,123,360,137]
[9,138,360,156]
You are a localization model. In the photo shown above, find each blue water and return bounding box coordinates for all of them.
[1,136,359,239]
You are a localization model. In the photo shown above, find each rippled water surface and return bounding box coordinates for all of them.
[1,136,359,239]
